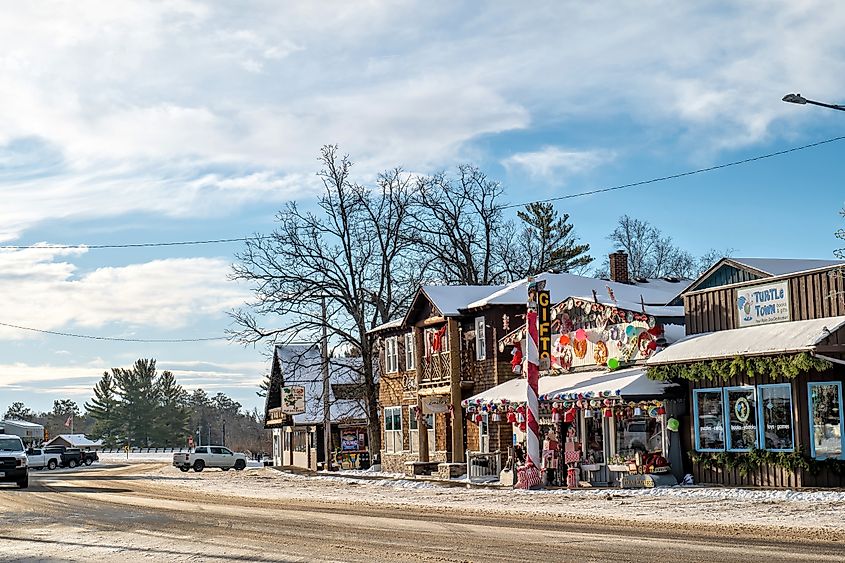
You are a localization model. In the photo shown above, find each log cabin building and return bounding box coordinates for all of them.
[647,257,845,487]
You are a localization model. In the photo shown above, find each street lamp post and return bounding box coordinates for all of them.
[782,93,845,112]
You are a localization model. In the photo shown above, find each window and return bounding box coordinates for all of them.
[409,406,435,453]
[405,333,415,371]
[758,384,794,451]
[385,337,399,373]
[725,387,757,451]
[384,406,403,453]
[475,317,486,360]
[808,382,844,460]
[210,447,223,454]
[195,447,208,454]
[479,413,489,453]
[615,415,662,456]
[293,429,309,452]
[693,389,725,451]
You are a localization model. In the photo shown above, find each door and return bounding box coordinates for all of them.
[28,448,44,467]
[209,447,224,467]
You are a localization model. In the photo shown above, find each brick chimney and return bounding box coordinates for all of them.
[609,250,630,284]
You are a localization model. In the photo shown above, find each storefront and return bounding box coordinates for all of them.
[647,259,845,487]
[463,367,684,486]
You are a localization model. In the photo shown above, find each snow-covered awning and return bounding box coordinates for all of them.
[646,316,845,365]
[461,367,673,407]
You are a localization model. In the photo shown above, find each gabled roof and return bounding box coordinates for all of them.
[646,316,845,365]
[467,272,686,311]
[682,257,845,297]
[263,344,368,426]
[367,318,403,335]
[402,284,505,326]
[45,434,103,448]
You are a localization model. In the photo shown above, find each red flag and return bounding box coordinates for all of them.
[64,414,73,428]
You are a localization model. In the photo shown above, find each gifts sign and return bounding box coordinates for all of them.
[280,386,306,415]
[537,289,551,371]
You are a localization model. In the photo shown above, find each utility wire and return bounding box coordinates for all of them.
[0,238,248,250]
[502,134,845,210]
[0,321,228,343]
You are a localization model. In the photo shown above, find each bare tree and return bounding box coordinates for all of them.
[230,146,420,457]
[411,165,508,285]
[501,202,592,279]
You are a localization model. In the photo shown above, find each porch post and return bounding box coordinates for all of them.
[414,326,430,462]
[448,318,465,463]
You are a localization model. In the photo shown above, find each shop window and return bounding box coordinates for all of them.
[725,387,757,451]
[693,389,725,451]
[384,406,403,453]
[757,384,794,452]
[409,406,435,453]
[808,382,844,460]
[614,415,662,458]
[404,333,415,371]
[293,429,309,453]
[475,317,486,360]
[584,415,604,463]
[385,337,399,373]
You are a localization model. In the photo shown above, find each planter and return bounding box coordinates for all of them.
[607,464,629,472]
[580,463,602,472]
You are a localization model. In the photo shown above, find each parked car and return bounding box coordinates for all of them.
[44,446,98,468]
[0,433,29,488]
[26,447,62,470]
[173,446,247,472]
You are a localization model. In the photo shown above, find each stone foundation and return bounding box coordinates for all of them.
[380,451,447,473]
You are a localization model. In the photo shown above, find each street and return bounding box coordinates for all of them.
[1,464,845,562]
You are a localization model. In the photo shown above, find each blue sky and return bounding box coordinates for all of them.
[1,1,844,415]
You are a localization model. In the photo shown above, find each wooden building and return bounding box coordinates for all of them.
[647,258,845,487]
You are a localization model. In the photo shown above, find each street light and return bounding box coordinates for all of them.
[782,93,845,112]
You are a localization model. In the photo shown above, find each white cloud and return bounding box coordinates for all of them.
[502,147,613,180]
[0,249,246,339]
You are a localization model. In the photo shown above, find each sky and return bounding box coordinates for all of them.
[1,1,845,416]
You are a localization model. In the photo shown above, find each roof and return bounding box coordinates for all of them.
[420,284,507,317]
[367,318,403,334]
[466,272,687,311]
[268,344,368,425]
[730,258,845,277]
[0,419,44,429]
[462,367,673,406]
[45,434,103,448]
[646,316,845,365]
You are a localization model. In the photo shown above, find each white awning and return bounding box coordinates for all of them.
[646,316,845,365]
[462,367,672,407]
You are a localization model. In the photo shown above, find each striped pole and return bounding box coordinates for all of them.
[525,305,540,468]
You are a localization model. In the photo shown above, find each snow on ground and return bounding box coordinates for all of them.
[97,452,264,467]
[136,464,845,538]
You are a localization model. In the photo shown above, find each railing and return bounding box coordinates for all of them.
[421,352,452,386]
[466,450,504,480]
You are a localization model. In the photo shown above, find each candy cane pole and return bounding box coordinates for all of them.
[525,300,540,468]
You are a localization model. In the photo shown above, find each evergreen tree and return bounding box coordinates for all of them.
[4,401,34,421]
[154,370,189,446]
[113,359,161,448]
[85,372,122,447]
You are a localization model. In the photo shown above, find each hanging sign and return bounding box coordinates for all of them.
[280,386,306,415]
[422,395,450,414]
[538,289,551,370]
[736,280,790,327]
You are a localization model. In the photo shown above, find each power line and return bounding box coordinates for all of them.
[0,321,228,343]
[0,238,248,250]
[502,134,845,210]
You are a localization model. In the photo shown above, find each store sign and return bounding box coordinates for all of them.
[422,395,450,414]
[280,386,306,415]
[736,280,790,327]
[537,289,551,370]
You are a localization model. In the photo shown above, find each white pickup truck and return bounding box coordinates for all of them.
[26,447,62,470]
[172,446,247,472]
[0,434,29,488]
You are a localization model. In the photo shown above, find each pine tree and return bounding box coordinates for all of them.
[154,370,189,446]
[85,373,122,447]
[113,359,161,448]
[507,202,592,277]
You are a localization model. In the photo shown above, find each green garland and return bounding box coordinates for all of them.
[647,352,832,383]
[689,449,845,477]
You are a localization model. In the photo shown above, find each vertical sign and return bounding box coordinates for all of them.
[537,289,551,371]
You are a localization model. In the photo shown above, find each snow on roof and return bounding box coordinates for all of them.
[275,345,368,424]
[368,318,404,334]
[462,367,673,406]
[0,419,44,429]
[466,272,684,311]
[46,434,103,448]
[730,258,845,277]
[421,284,507,316]
[646,316,845,365]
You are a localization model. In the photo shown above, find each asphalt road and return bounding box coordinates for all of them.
[1,464,845,562]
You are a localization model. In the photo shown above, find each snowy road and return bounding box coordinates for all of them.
[1,463,845,562]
